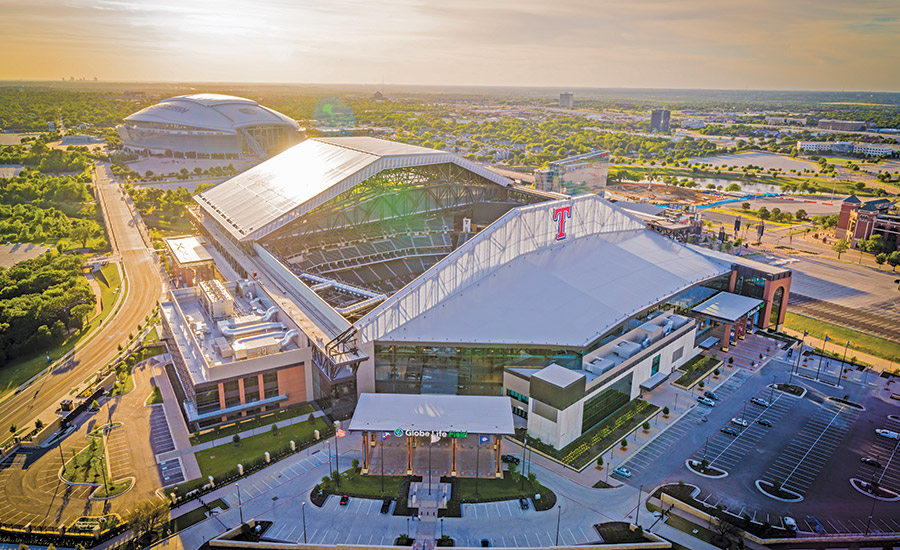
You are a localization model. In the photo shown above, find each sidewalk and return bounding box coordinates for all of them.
[152,360,200,479]
[783,327,898,373]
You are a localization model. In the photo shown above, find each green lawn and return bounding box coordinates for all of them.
[62,436,109,484]
[321,468,404,498]
[645,502,717,548]
[456,475,546,502]
[674,355,720,388]
[0,261,124,401]
[785,312,900,365]
[195,416,332,479]
[145,386,163,405]
[189,403,317,445]
[170,498,229,531]
[92,478,133,498]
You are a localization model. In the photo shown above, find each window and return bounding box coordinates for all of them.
[263,372,278,386]
[672,347,683,362]
[506,389,529,404]
[223,380,239,394]
[651,354,661,376]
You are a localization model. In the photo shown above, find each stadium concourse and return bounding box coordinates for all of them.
[155,136,792,457]
[118,93,302,158]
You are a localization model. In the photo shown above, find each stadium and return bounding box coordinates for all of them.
[117,93,301,158]
[160,136,791,458]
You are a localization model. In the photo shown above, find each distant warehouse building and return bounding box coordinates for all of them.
[797,141,899,157]
[160,137,790,453]
[816,119,867,131]
[118,94,301,158]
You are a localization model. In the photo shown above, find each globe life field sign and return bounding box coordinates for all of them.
[395,428,468,438]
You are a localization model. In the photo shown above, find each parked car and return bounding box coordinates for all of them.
[697,396,716,407]
[613,466,633,478]
[704,391,720,401]
[380,498,392,514]
[876,429,900,440]
[783,517,798,531]
[731,417,749,428]
[501,454,520,465]
[756,419,773,427]
[340,495,350,506]
[751,397,770,407]
[720,427,740,436]
[519,498,529,510]
[861,457,883,468]
[481,539,491,547]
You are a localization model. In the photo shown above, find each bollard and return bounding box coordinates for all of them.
[208,475,215,488]
[237,464,244,476]
[314,429,320,440]
[59,524,66,536]
[290,440,296,451]
[265,451,271,463]
[170,492,177,504]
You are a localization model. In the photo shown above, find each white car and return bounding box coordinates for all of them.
[613,466,633,478]
[697,397,716,407]
[731,417,749,428]
[783,517,797,531]
[876,429,900,440]
[751,397,770,407]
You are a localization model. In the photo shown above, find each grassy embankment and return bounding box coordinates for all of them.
[0,262,123,401]
[784,312,900,366]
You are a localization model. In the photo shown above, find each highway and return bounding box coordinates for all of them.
[0,162,163,435]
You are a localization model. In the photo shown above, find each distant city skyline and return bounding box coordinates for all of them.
[1,0,899,91]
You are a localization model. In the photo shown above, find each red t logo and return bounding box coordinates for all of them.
[552,205,571,240]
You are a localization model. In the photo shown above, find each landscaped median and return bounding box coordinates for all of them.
[60,424,133,499]
[673,354,721,389]
[511,398,659,471]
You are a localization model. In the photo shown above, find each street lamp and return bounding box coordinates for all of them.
[302,501,307,543]
[555,505,561,546]
[839,341,850,381]
[236,482,243,525]
[635,485,643,525]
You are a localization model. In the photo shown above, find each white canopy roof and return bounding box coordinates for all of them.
[691,291,763,322]
[348,393,515,435]
[195,137,513,242]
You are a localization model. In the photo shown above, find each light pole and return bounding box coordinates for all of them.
[815,344,826,381]
[441,517,444,538]
[770,375,776,404]
[301,501,307,543]
[475,435,480,497]
[334,424,341,487]
[703,436,710,462]
[327,439,333,479]
[790,333,805,386]
[381,432,385,494]
[236,482,243,525]
[635,485,643,526]
[839,341,850,381]
[428,438,432,495]
[555,505,561,546]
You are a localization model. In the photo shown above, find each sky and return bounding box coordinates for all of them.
[1,0,899,91]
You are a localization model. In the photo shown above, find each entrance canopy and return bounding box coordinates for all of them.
[691,291,762,323]
[348,393,515,435]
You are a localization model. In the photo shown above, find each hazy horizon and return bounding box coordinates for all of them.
[2,0,899,92]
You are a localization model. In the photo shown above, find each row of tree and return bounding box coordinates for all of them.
[0,251,96,364]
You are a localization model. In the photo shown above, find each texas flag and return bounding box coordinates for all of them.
[382,432,390,440]
[336,428,346,438]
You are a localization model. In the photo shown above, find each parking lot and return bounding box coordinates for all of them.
[614,369,752,482]
[692,386,799,473]
[149,406,176,455]
[759,401,860,496]
[850,414,900,494]
[158,458,185,486]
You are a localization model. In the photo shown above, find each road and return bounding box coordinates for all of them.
[0,163,163,436]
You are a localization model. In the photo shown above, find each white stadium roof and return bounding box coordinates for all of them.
[356,194,734,349]
[124,94,299,134]
[195,137,514,242]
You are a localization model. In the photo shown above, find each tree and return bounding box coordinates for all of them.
[9,424,16,434]
[662,406,670,416]
[794,208,807,221]
[741,202,750,210]
[725,183,741,192]
[620,439,628,449]
[597,456,604,468]
[876,253,887,266]
[127,498,169,544]
[91,399,99,410]
[832,238,850,259]
[233,434,241,446]
[271,424,278,436]
[888,251,900,271]
[642,421,651,431]
[34,419,44,431]
[757,206,770,220]
[713,517,741,548]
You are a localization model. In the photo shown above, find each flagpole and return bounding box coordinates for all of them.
[381,432,385,494]
[475,435,480,497]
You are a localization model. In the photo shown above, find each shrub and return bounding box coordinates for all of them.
[597,456,604,467]
[271,424,278,436]
[698,380,705,388]
[728,357,734,364]
[714,368,721,376]
[662,406,669,416]
[620,439,628,449]
[642,421,650,431]
[233,434,241,446]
